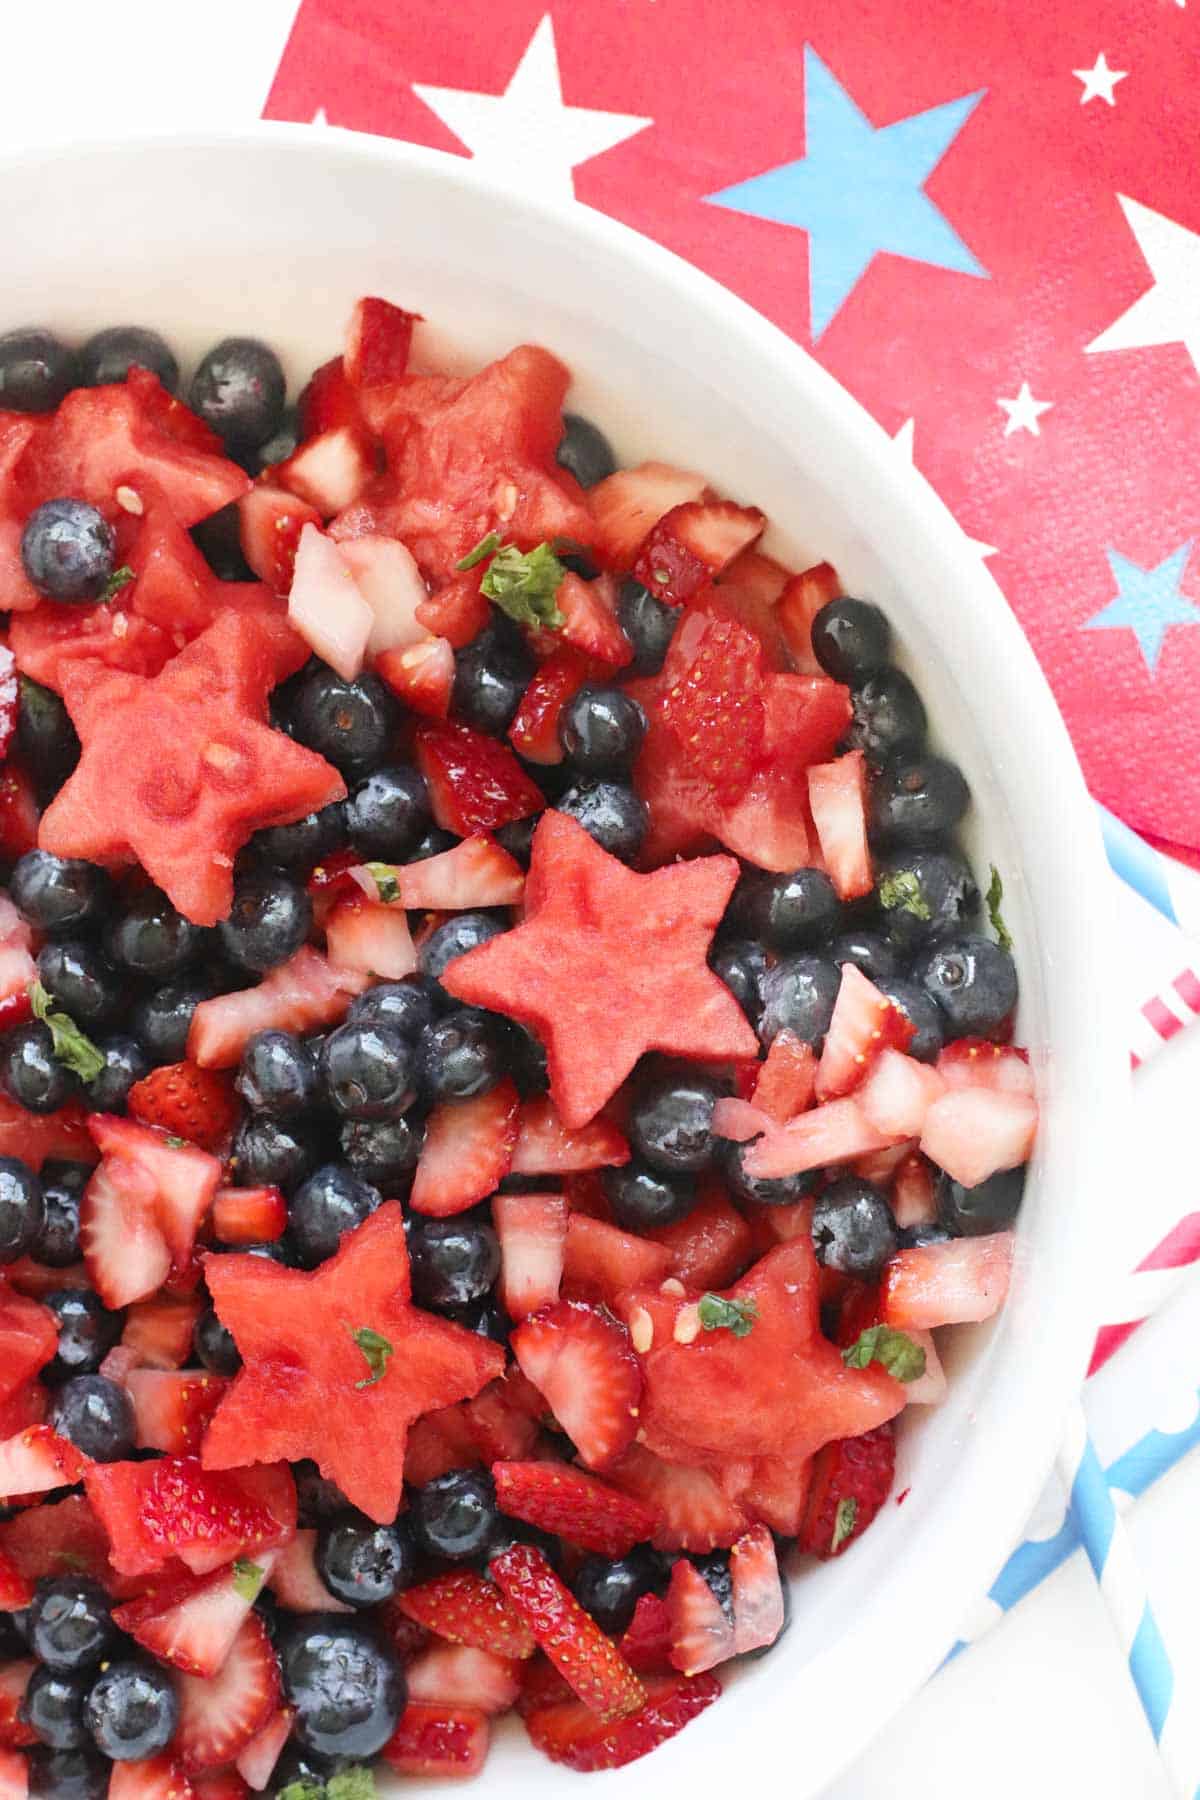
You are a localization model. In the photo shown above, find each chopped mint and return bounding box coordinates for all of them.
[480,541,566,631]
[352,1326,394,1389]
[231,1558,264,1602]
[29,981,106,1083]
[877,870,932,921]
[696,1293,759,1338]
[456,531,502,572]
[99,565,135,603]
[841,1325,927,1384]
[365,862,401,906]
[830,1496,858,1554]
[327,1770,378,1800]
[986,865,1013,952]
[277,1784,325,1800]
[164,1136,188,1150]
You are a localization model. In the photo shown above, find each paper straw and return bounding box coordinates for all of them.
[1089,1212,1200,1374]
[1129,967,1200,1071]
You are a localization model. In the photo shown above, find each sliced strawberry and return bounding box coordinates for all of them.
[275,426,374,518]
[857,1048,947,1140]
[493,1193,567,1321]
[382,1702,491,1778]
[666,1556,736,1674]
[265,1528,352,1615]
[415,721,545,837]
[187,946,369,1068]
[174,1613,281,1772]
[660,613,766,804]
[0,767,39,863]
[114,1553,277,1677]
[404,1406,489,1489]
[645,1185,753,1291]
[383,835,525,911]
[733,1455,814,1537]
[376,637,455,719]
[508,649,593,763]
[298,357,362,438]
[777,562,840,673]
[108,1753,196,1800]
[708,549,793,664]
[0,1426,88,1503]
[634,500,765,606]
[325,894,418,980]
[0,1094,96,1172]
[588,463,710,569]
[880,1233,1015,1330]
[816,963,914,1102]
[798,1423,896,1559]
[397,1571,536,1660]
[462,1371,544,1464]
[238,485,323,593]
[405,1644,520,1716]
[344,296,420,392]
[411,1081,521,1218]
[937,1039,1034,1094]
[729,1523,785,1654]
[491,1544,644,1720]
[285,524,372,679]
[524,1669,720,1771]
[561,1215,673,1308]
[511,1301,641,1470]
[89,1115,221,1274]
[0,1549,32,1611]
[0,1289,58,1403]
[891,1154,938,1229]
[740,1097,902,1180]
[416,572,492,649]
[85,1457,296,1578]
[920,1088,1038,1187]
[126,1370,230,1456]
[511,1098,629,1175]
[0,934,35,1033]
[493,1461,660,1558]
[0,1663,36,1749]
[808,751,872,900]
[121,1293,205,1371]
[211,1187,287,1247]
[556,573,632,667]
[126,1062,240,1153]
[752,1030,817,1122]
[616,1593,674,1674]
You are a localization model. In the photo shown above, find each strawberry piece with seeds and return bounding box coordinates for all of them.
[0,1289,58,1403]
[729,1523,785,1654]
[752,1030,817,1123]
[234,1707,294,1793]
[127,1062,240,1152]
[173,1613,280,1772]
[126,1370,230,1456]
[265,1529,352,1616]
[920,1087,1038,1187]
[588,462,710,569]
[113,1552,278,1678]
[936,1039,1035,1095]
[78,1156,170,1311]
[187,946,369,1069]
[121,1294,205,1371]
[617,1592,674,1674]
[382,1703,491,1779]
[660,614,766,804]
[816,963,915,1102]
[415,572,492,648]
[511,1097,629,1175]
[880,1233,1015,1330]
[666,1556,736,1674]
[798,1423,896,1559]
[211,1187,287,1247]
[808,750,873,900]
[0,1427,88,1504]
[85,1457,296,1578]
[404,1644,521,1716]
[397,1571,536,1660]
[605,1445,751,1553]
[493,1193,567,1321]
[741,1097,903,1181]
[777,562,841,673]
[238,485,323,593]
[344,296,420,393]
[512,1300,641,1471]
[325,894,418,981]
[634,499,766,606]
[108,1754,196,1800]
[561,1214,673,1307]
[555,572,633,667]
[386,834,525,911]
[524,1669,720,1771]
[410,1081,521,1218]
[415,720,545,838]
[490,1544,645,1720]
[493,1461,661,1558]
[508,649,594,763]
[376,635,455,720]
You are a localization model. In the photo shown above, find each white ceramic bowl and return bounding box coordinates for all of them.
[0,126,1125,1796]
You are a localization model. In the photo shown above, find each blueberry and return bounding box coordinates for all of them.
[10,852,108,937]
[36,940,121,1028]
[872,976,945,1065]
[28,1578,116,1672]
[875,845,980,951]
[445,1295,511,1345]
[617,578,680,676]
[78,326,179,392]
[320,1021,414,1121]
[1,1022,79,1112]
[721,1138,816,1207]
[869,752,971,847]
[50,1375,135,1462]
[556,780,647,863]
[709,938,767,1028]
[570,1548,667,1635]
[345,766,430,861]
[559,686,647,776]
[285,664,398,781]
[494,815,537,868]
[294,1462,352,1526]
[316,1511,418,1609]
[281,1614,403,1760]
[0,329,77,413]
[0,1155,43,1263]
[408,1216,500,1311]
[105,890,202,978]
[290,1163,382,1268]
[0,1615,24,1659]
[254,408,300,472]
[731,867,842,952]
[236,1031,318,1117]
[25,1747,109,1800]
[936,1165,1025,1236]
[692,1551,733,1620]
[193,1305,241,1376]
[845,668,927,766]
[43,1290,123,1384]
[218,871,311,975]
[420,913,506,999]
[810,598,891,684]
[410,1468,497,1563]
[453,622,535,736]
[348,979,436,1041]
[811,1178,898,1279]
[33,1160,89,1267]
[603,1161,696,1231]
[898,1222,953,1249]
[911,934,1018,1041]
[415,1009,504,1103]
[505,1018,549,1096]
[406,826,459,863]
[17,676,80,801]
[131,978,213,1065]
[629,1074,720,1176]
[556,414,617,488]
[758,955,841,1049]
[84,1658,178,1761]
[83,1035,150,1113]
[188,336,286,451]
[232,1114,322,1193]
[190,505,255,583]
[250,799,347,872]
[339,1115,424,1189]
[21,501,116,603]
[22,1665,90,1750]
[829,931,899,984]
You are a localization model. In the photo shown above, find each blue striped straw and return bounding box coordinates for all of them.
[1097,801,1180,925]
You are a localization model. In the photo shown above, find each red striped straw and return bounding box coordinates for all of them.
[1130,967,1200,1070]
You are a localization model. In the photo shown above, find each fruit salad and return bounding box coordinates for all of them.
[0,302,1038,1797]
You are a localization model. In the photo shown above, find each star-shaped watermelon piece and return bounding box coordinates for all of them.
[441,810,759,1127]
[38,609,346,925]
[200,1203,505,1523]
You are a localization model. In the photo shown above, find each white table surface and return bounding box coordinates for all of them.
[7,7,1199,1793]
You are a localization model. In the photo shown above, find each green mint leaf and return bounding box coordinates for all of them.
[696,1293,759,1338]
[164,1136,188,1150]
[365,861,401,906]
[877,870,932,921]
[231,1558,264,1602]
[99,565,135,603]
[841,1325,927,1384]
[830,1496,858,1554]
[480,541,566,631]
[29,981,106,1083]
[327,1769,378,1800]
[352,1326,394,1389]
[456,531,502,571]
[276,1783,325,1800]
[986,864,1013,953]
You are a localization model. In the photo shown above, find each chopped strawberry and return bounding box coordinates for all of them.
[511,1098,629,1175]
[493,1461,660,1558]
[114,1552,278,1678]
[508,649,593,763]
[405,1644,520,1716]
[777,562,840,673]
[285,524,373,679]
[891,1154,938,1229]
[857,1048,947,1139]
[741,1097,902,1180]
[493,1193,567,1320]
[561,1214,673,1306]
[0,1663,36,1749]
[187,946,370,1068]
[462,1372,543,1464]
[108,1754,195,1800]
[234,1707,293,1793]
[0,1289,58,1403]
[120,1293,204,1371]
[375,636,455,719]
[0,1426,88,1503]
[298,357,363,438]
[666,1556,736,1673]
[382,1703,491,1779]
[645,1185,754,1290]
[275,426,374,518]
[211,1187,287,1247]
[729,1523,785,1654]
[126,1062,240,1152]
[85,1458,296,1578]
[416,572,492,648]
[816,963,914,1102]
[191,1775,249,1800]
[78,1154,170,1312]
[634,500,765,606]
[752,1030,817,1122]
[404,1406,488,1489]
[415,720,546,837]
[732,1455,814,1537]
[344,296,420,392]
[936,1039,1036,1096]
[265,1528,352,1614]
[617,1593,675,1674]
[382,835,525,911]
[126,1370,229,1456]
[851,1138,918,1185]
[808,751,872,900]
[556,572,633,667]
[410,1081,521,1218]
[397,1571,536,1660]
[173,1613,280,1772]
[920,1087,1038,1187]
[523,1669,720,1771]
[0,1549,32,1611]
[325,893,418,980]
[798,1423,896,1559]
[880,1233,1015,1330]
[511,1300,641,1470]
[0,767,39,863]
[89,1114,221,1274]
[490,1545,645,1721]
[587,463,710,569]
[660,613,766,804]
[238,484,323,593]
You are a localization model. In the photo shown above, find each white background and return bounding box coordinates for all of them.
[5,5,1199,1793]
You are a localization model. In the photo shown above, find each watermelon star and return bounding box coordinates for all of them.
[38,609,346,925]
[200,1204,505,1523]
[441,810,759,1127]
